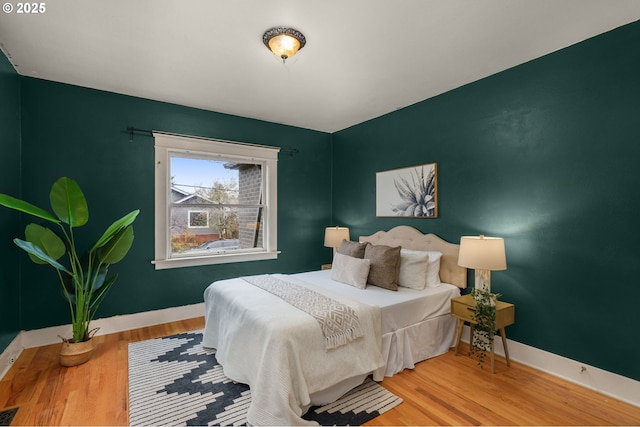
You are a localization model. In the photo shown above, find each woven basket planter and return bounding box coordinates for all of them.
[59,339,94,367]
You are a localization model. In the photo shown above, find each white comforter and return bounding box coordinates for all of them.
[202,274,384,426]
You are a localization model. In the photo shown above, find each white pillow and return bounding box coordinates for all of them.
[398,250,429,290]
[331,252,371,289]
[401,249,442,287]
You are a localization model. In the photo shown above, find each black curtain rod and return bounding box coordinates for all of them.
[126,127,299,156]
[127,127,153,141]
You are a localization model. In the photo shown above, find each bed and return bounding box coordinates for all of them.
[202,225,467,425]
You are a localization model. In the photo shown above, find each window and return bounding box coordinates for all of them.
[188,210,209,228]
[153,132,279,269]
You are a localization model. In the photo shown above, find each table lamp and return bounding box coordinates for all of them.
[324,226,350,256]
[457,235,506,292]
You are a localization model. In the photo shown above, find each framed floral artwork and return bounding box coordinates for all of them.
[376,163,438,218]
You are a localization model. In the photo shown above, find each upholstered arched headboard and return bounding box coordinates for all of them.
[360,225,467,289]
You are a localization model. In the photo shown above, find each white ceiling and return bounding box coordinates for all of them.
[1,1,639,133]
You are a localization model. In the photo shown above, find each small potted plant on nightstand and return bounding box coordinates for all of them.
[469,288,500,368]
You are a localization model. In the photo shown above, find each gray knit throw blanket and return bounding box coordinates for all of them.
[242,275,364,350]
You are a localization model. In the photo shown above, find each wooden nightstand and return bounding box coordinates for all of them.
[451,294,515,373]
[321,263,332,270]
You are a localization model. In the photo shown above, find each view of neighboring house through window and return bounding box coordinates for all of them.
[170,156,263,255]
[153,132,279,269]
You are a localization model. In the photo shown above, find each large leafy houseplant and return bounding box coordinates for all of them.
[0,177,139,343]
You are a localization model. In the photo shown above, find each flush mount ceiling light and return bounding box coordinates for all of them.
[262,27,306,63]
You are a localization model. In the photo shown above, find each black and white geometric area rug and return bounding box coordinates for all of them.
[128,330,402,426]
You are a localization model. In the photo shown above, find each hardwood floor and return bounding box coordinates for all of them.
[1,317,639,426]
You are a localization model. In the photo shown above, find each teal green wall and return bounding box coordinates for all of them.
[333,21,640,381]
[0,50,21,352]
[3,21,640,384]
[16,78,332,332]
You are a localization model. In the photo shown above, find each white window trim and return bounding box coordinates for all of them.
[152,132,279,270]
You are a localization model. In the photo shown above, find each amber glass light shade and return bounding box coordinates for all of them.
[268,34,301,60]
[263,27,306,62]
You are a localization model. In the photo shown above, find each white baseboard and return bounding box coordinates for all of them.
[461,325,640,408]
[0,333,23,380]
[2,308,638,410]
[0,302,204,380]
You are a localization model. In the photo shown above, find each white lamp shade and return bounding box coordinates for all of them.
[324,226,350,248]
[458,235,507,270]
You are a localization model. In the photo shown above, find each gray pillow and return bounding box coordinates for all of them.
[337,239,367,258]
[364,243,401,291]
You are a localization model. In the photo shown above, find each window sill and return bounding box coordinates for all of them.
[152,251,279,270]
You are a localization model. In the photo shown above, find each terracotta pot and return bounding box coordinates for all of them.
[59,339,94,367]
